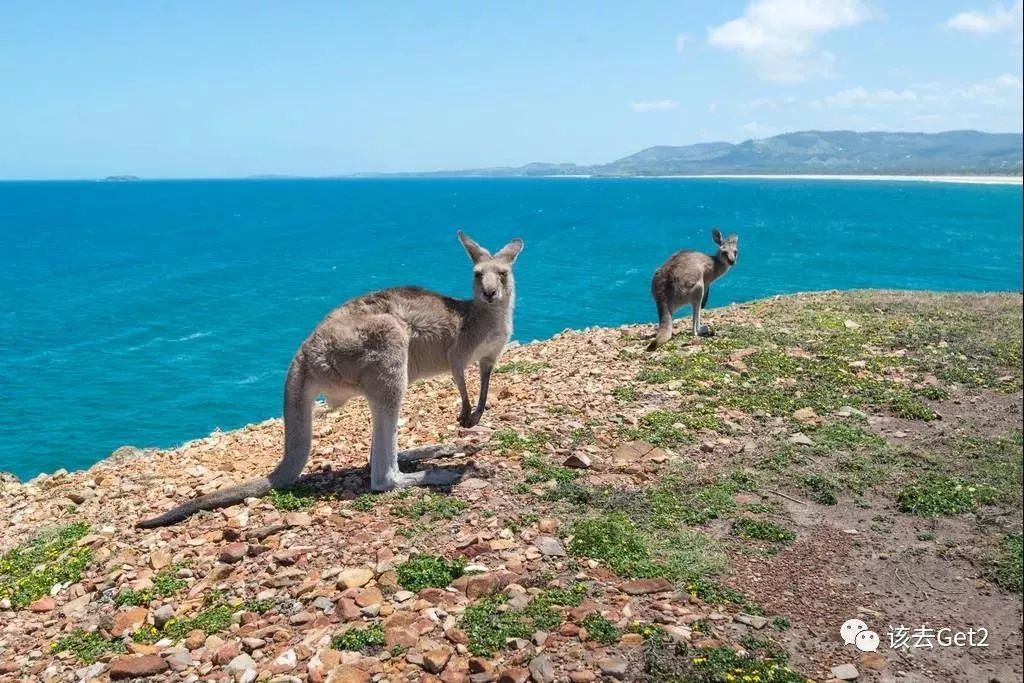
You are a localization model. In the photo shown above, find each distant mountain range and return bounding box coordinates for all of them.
[362,130,1023,178]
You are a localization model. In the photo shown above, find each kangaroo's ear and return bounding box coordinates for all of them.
[728,233,739,243]
[711,228,724,245]
[457,230,490,264]
[493,238,524,265]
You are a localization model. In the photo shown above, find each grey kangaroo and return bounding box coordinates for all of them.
[138,231,523,528]
[647,228,738,351]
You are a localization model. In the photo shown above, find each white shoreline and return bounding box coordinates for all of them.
[542,173,1023,185]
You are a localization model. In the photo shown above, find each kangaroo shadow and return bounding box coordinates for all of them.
[285,443,482,500]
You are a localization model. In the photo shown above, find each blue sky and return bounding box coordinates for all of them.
[1,1,1021,178]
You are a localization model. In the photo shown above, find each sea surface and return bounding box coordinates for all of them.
[1,178,1021,479]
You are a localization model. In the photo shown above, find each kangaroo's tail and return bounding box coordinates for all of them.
[137,356,315,528]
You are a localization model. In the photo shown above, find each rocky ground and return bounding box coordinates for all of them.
[1,291,1021,683]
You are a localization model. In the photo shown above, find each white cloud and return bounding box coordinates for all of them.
[815,86,920,109]
[707,0,873,82]
[675,33,690,52]
[632,99,680,112]
[945,1,1023,34]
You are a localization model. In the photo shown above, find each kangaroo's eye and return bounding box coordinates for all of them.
[500,272,508,282]
[474,272,483,280]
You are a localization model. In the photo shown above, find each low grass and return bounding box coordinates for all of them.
[896,475,1000,516]
[331,622,386,654]
[114,564,188,606]
[460,584,586,656]
[621,410,691,448]
[395,554,466,592]
[351,494,376,512]
[133,591,236,644]
[643,638,807,683]
[611,384,638,402]
[492,429,547,455]
[52,629,126,664]
[731,518,796,544]
[493,360,549,375]
[580,613,619,644]
[267,484,333,511]
[393,493,468,521]
[0,521,91,608]
[990,533,1023,594]
[522,453,578,485]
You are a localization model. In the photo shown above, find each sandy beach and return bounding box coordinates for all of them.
[655,174,1023,185]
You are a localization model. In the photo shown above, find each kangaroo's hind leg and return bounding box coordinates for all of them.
[365,354,461,491]
[648,297,674,351]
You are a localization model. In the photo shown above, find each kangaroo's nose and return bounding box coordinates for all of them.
[483,289,497,301]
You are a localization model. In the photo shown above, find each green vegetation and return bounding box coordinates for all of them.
[52,629,126,664]
[611,384,638,402]
[115,564,188,606]
[643,638,806,683]
[493,360,548,375]
[897,475,999,516]
[522,453,578,485]
[621,410,691,447]
[134,591,236,644]
[331,622,386,654]
[990,533,1023,594]
[460,584,586,656]
[351,494,376,512]
[771,616,791,631]
[393,493,468,520]
[0,521,91,608]
[395,554,466,592]
[580,613,619,643]
[731,518,796,544]
[492,429,547,455]
[267,484,331,511]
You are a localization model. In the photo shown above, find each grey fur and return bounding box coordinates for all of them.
[137,231,523,528]
[647,228,738,350]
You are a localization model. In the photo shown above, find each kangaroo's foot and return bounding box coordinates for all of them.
[397,444,462,463]
[374,468,463,491]
[458,407,484,428]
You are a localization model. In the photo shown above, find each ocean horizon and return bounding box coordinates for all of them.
[2,177,1021,480]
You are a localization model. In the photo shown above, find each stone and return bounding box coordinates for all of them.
[109,655,169,679]
[166,649,193,671]
[326,665,370,683]
[386,626,419,648]
[497,667,530,683]
[227,653,258,682]
[272,648,298,672]
[734,613,769,629]
[534,536,566,557]
[562,453,591,469]
[219,542,249,564]
[337,567,374,589]
[792,407,819,424]
[452,571,516,599]
[153,604,176,628]
[423,646,454,674]
[787,432,814,446]
[29,596,55,612]
[149,549,172,570]
[284,511,312,527]
[112,607,149,637]
[597,657,628,679]
[830,663,859,680]
[612,440,656,465]
[215,641,241,665]
[837,406,867,419]
[620,578,674,595]
[355,587,383,607]
[537,518,558,534]
[844,319,861,329]
[528,654,556,683]
[568,672,596,682]
[860,653,886,670]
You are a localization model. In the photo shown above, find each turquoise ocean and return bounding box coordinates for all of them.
[1,178,1021,479]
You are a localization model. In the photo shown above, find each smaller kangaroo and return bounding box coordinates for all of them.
[647,228,738,351]
[138,231,523,528]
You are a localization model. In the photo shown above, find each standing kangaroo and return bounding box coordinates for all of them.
[647,228,738,351]
[138,231,523,528]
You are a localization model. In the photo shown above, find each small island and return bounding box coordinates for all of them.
[101,175,141,182]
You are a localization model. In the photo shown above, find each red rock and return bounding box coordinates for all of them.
[451,571,516,599]
[326,665,370,683]
[219,542,248,564]
[29,596,55,612]
[568,671,596,682]
[468,658,492,674]
[620,578,674,595]
[355,587,383,607]
[497,667,530,683]
[214,641,241,665]
[338,597,361,620]
[423,646,453,674]
[111,607,149,637]
[385,626,418,648]
[109,654,169,679]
